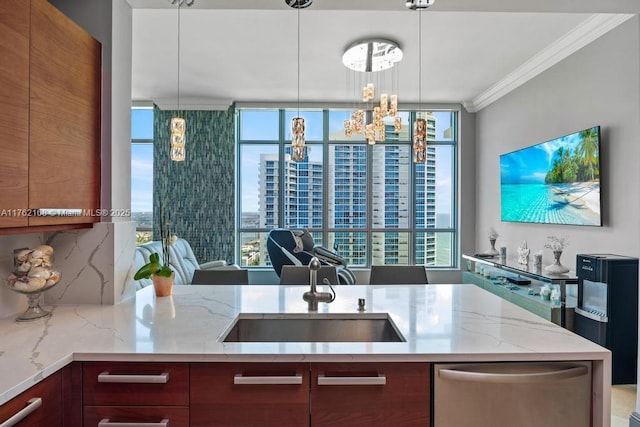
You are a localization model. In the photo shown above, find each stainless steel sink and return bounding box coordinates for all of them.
[221,313,405,343]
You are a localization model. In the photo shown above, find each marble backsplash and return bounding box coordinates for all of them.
[0,222,137,319]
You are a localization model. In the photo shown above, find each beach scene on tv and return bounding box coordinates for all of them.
[500,126,601,226]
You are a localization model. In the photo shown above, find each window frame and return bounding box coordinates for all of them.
[236,107,458,269]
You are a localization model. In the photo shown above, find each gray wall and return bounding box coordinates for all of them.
[475,16,640,268]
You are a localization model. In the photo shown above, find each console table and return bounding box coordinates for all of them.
[462,253,578,328]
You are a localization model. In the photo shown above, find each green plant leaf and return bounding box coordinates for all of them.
[156,265,173,278]
[134,261,160,280]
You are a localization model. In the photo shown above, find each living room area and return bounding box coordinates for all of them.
[0,0,639,425]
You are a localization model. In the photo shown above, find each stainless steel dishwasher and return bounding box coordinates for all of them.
[433,361,592,427]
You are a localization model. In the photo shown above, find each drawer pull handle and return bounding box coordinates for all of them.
[98,372,169,384]
[98,419,169,427]
[234,374,303,385]
[0,397,42,427]
[317,374,386,386]
[438,364,588,383]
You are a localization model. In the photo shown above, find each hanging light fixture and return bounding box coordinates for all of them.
[412,9,427,163]
[170,1,186,162]
[342,39,403,145]
[289,0,307,162]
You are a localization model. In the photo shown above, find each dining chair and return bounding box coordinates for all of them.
[368,265,428,285]
[279,265,340,286]
[191,269,249,285]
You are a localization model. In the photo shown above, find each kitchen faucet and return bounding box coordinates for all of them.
[302,257,335,311]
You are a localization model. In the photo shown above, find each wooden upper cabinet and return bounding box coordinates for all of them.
[28,0,101,227]
[0,0,30,228]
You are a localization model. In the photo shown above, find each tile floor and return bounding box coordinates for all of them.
[612,384,637,427]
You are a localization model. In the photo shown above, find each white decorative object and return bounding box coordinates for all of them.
[545,250,570,274]
[517,240,530,265]
[486,227,500,256]
[540,284,551,300]
[544,236,570,274]
[533,251,543,269]
[544,235,569,251]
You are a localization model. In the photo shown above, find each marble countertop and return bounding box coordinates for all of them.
[0,284,610,405]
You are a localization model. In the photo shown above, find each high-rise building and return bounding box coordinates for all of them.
[257,113,437,267]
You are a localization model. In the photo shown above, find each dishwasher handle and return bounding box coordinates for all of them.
[438,364,588,384]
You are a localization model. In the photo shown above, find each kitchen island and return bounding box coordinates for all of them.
[0,284,611,426]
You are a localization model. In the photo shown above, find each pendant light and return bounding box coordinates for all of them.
[413,9,427,163]
[170,1,186,162]
[290,0,306,162]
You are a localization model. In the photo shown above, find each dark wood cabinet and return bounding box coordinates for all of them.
[4,361,429,426]
[0,370,63,427]
[0,0,101,233]
[310,362,431,427]
[190,362,310,427]
[82,362,189,426]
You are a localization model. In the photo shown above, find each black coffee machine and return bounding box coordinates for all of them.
[574,254,638,384]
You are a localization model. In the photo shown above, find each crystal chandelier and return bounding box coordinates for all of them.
[342,39,403,145]
[170,1,185,162]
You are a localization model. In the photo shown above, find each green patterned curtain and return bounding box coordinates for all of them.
[153,105,236,264]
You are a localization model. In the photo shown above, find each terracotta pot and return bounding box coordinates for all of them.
[152,272,174,297]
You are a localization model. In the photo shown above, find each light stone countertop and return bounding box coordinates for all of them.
[0,284,611,424]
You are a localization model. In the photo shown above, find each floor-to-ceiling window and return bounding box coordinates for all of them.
[237,108,458,268]
[131,106,154,244]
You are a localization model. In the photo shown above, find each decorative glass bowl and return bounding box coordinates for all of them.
[5,276,60,321]
[6,245,61,322]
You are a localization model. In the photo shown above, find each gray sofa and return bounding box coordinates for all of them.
[134,238,231,289]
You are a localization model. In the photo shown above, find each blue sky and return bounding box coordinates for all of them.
[499,130,587,185]
[131,108,454,215]
[131,108,154,212]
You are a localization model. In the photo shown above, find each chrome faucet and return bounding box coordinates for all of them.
[302,257,335,311]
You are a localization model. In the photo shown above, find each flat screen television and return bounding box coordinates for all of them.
[500,126,601,226]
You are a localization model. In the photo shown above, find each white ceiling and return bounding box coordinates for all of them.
[128,0,638,111]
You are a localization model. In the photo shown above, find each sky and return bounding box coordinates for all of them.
[131,108,454,216]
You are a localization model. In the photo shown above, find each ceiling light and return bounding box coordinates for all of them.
[285,0,313,9]
[342,39,403,73]
[169,0,195,6]
[343,39,403,145]
[170,2,186,162]
[290,1,306,162]
[405,0,435,10]
[413,9,426,163]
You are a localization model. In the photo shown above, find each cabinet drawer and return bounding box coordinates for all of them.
[0,371,62,427]
[310,362,430,427]
[190,362,309,427]
[83,362,188,406]
[83,406,188,427]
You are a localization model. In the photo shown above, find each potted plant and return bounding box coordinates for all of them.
[134,206,175,296]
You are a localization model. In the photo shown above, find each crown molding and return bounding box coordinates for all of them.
[464,13,634,113]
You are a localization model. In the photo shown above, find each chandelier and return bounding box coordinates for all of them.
[342,39,403,145]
